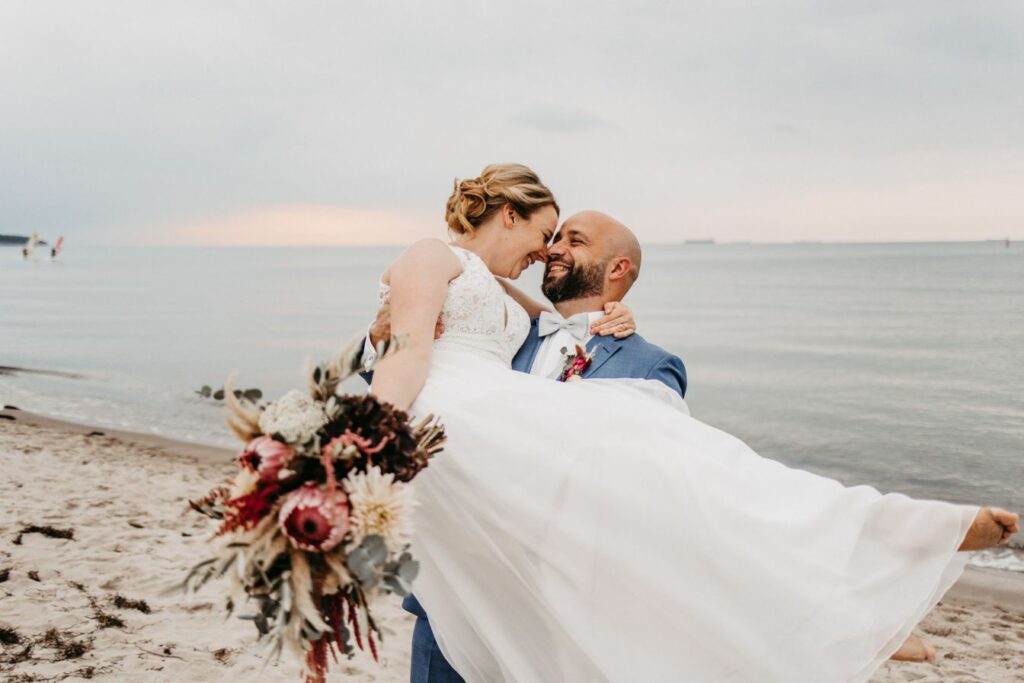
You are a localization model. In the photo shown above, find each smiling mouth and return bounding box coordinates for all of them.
[545,262,570,277]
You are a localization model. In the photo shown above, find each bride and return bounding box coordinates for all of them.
[368,163,1018,682]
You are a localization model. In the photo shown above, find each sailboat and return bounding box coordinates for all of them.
[51,235,64,260]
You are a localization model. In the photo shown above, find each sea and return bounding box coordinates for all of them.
[3,242,1022,571]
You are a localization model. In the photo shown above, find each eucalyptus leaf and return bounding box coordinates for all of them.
[361,535,387,565]
[383,575,411,596]
[347,550,375,583]
[397,559,420,583]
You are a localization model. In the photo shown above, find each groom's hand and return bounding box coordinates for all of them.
[369,301,444,348]
[369,302,392,348]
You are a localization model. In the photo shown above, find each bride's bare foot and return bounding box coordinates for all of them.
[889,634,936,662]
[959,508,1020,551]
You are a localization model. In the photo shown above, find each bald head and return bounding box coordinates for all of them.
[563,210,642,283]
[542,210,643,308]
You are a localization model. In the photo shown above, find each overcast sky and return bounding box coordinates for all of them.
[1,1,1021,245]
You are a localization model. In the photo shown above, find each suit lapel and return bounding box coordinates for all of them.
[512,318,544,373]
[584,334,622,377]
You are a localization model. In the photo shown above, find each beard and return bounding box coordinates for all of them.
[542,259,606,303]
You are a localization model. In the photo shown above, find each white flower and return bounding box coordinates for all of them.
[258,390,327,444]
[344,466,416,552]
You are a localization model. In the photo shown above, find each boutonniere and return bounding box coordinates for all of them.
[556,344,595,382]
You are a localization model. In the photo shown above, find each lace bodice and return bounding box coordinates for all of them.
[378,245,530,366]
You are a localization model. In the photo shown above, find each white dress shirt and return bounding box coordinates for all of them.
[361,324,380,372]
[530,311,604,378]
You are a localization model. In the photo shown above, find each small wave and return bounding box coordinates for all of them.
[969,545,1024,573]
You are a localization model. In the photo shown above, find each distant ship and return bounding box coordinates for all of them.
[684,238,716,245]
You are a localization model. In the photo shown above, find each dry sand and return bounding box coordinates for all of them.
[1,407,1022,682]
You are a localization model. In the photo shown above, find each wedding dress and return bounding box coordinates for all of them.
[383,244,975,683]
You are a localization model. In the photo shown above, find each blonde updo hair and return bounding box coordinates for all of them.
[445,163,559,236]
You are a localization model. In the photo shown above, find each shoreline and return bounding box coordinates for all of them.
[1,404,234,464]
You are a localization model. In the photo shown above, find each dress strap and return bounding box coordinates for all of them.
[446,243,474,266]
[447,244,489,277]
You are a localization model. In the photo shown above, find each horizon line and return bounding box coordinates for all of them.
[21,237,1019,249]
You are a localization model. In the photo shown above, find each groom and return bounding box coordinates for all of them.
[361,210,687,682]
[512,210,686,391]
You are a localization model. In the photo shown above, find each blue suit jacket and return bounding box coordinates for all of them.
[510,316,687,396]
[402,317,686,621]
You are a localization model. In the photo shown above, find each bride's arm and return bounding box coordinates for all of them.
[498,278,551,317]
[369,240,462,412]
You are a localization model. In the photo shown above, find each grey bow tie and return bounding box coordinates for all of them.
[538,311,590,341]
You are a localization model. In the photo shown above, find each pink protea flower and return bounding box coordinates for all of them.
[278,484,350,552]
[239,436,294,482]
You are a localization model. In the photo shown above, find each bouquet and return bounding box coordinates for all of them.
[177,338,445,683]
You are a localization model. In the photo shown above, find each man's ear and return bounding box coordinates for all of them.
[607,257,632,282]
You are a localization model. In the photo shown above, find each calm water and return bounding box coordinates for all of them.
[3,242,1023,567]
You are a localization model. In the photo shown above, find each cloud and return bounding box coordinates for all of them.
[0,1,1021,244]
[510,107,616,133]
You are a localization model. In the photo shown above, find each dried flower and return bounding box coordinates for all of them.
[279,484,350,552]
[259,390,328,444]
[228,468,260,500]
[344,466,415,552]
[322,430,390,462]
[318,395,430,482]
[240,436,295,482]
[219,479,282,535]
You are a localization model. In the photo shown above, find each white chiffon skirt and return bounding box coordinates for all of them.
[407,346,976,683]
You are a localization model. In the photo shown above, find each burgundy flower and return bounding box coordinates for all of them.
[218,481,281,536]
[316,395,435,482]
[239,436,294,482]
[278,484,350,552]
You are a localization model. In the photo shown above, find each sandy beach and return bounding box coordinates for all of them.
[2,407,1023,683]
